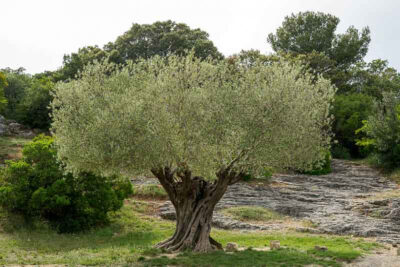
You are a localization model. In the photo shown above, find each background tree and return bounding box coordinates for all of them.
[1,68,31,119]
[104,20,223,63]
[331,93,374,157]
[51,54,335,252]
[16,76,54,129]
[0,72,8,113]
[267,11,370,92]
[57,46,109,81]
[56,21,223,82]
[349,59,400,98]
[357,92,400,169]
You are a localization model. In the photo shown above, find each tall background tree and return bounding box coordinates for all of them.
[56,20,223,81]
[51,54,335,252]
[267,11,370,92]
[266,11,400,158]
[1,68,31,119]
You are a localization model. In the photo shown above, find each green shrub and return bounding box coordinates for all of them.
[0,135,132,233]
[356,92,400,170]
[332,93,374,157]
[242,168,274,182]
[331,145,351,159]
[300,152,332,175]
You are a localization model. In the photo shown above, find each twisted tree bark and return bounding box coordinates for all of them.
[151,165,244,253]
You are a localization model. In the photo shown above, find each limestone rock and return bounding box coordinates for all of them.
[270,240,280,250]
[0,123,8,136]
[225,242,238,252]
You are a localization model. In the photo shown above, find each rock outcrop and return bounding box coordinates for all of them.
[0,115,35,138]
[132,160,400,245]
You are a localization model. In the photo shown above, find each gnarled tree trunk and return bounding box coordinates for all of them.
[151,165,244,253]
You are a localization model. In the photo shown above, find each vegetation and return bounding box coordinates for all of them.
[222,206,283,222]
[1,10,399,265]
[0,136,30,163]
[0,199,380,266]
[332,93,374,157]
[51,53,335,252]
[132,184,168,200]
[0,135,132,233]
[267,11,370,92]
[356,92,400,169]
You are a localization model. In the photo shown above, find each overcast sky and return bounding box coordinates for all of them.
[1,0,399,74]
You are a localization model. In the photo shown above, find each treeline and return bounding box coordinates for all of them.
[1,12,400,167]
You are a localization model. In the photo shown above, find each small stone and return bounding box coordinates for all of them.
[270,240,280,250]
[393,244,397,248]
[225,242,238,252]
[315,245,328,251]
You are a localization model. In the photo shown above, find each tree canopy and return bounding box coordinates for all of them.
[51,54,335,252]
[105,20,223,63]
[267,11,370,92]
[55,21,223,81]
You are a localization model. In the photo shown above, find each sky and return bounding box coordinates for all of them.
[1,0,400,74]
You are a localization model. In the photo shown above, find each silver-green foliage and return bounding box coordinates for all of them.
[51,54,335,179]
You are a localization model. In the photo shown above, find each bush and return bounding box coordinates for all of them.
[331,144,351,159]
[16,77,53,130]
[0,135,132,233]
[300,151,332,175]
[242,167,274,183]
[332,93,374,157]
[356,92,400,170]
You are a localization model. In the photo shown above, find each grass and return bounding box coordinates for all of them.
[0,198,380,266]
[385,168,400,184]
[222,206,283,222]
[0,136,31,163]
[132,184,168,200]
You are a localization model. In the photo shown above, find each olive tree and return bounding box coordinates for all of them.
[51,54,335,252]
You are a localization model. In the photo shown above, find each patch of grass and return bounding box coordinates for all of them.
[0,200,380,266]
[222,206,283,222]
[0,136,31,163]
[386,168,400,184]
[144,249,340,267]
[132,184,168,200]
[301,220,319,228]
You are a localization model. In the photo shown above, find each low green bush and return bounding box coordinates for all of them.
[331,145,351,160]
[242,168,274,182]
[0,135,132,233]
[356,93,400,170]
[300,152,332,175]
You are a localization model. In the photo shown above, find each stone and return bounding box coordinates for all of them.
[269,240,280,250]
[225,242,238,252]
[20,130,35,138]
[315,245,328,251]
[8,122,24,134]
[0,115,6,124]
[0,123,8,136]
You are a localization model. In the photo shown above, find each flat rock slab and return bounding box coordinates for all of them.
[132,160,400,244]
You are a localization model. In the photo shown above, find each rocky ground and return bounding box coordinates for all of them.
[132,159,400,245]
[0,115,35,138]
